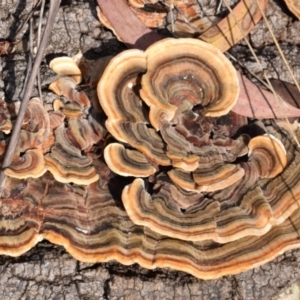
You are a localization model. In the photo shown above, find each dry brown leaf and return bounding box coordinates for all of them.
[232,73,300,118]
[96,0,164,50]
[96,0,294,119]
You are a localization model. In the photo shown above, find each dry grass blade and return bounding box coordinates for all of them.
[19,18,34,99]
[169,2,175,35]
[36,0,46,102]
[222,0,300,147]
[0,0,62,198]
[12,0,42,43]
[256,0,300,94]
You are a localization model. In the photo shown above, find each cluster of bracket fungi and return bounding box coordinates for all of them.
[1,0,300,280]
[99,38,289,244]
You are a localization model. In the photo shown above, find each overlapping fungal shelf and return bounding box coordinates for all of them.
[99,38,290,243]
[2,142,300,279]
[1,38,300,279]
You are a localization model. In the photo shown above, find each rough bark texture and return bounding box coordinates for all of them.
[1,241,300,299]
[1,0,300,299]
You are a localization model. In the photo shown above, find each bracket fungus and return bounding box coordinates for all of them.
[4,98,50,181]
[1,27,300,279]
[120,126,293,245]
[98,38,242,187]
[140,38,240,129]
[0,57,300,281]
[96,37,298,246]
[45,120,100,185]
[49,57,90,107]
[49,76,90,108]
[104,143,156,177]
[21,97,50,141]
[49,56,82,84]
[5,149,47,179]
[248,134,287,178]
[1,136,300,280]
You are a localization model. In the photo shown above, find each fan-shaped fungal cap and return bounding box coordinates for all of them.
[22,98,50,137]
[140,38,239,130]
[49,77,90,107]
[5,149,46,179]
[45,125,99,185]
[53,99,64,111]
[168,163,245,193]
[248,134,287,178]
[49,57,82,83]
[192,163,245,191]
[97,49,147,124]
[106,121,171,166]
[122,178,220,241]
[121,148,290,244]
[67,117,103,150]
[104,143,156,177]
[97,48,171,166]
[45,149,99,185]
[62,102,83,118]
[167,151,199,172]
[49,111,65,130]
[10,98,51,158]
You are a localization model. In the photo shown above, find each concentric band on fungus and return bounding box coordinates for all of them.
[141,38,240,130]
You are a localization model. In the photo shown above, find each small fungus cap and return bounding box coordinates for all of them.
[5,149,46,179]
[104,143,156,177]
[45,125,99,185]
[49,57,82,84]
[248,134,287,178]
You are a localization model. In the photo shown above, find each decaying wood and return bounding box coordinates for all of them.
[1,0,300,299]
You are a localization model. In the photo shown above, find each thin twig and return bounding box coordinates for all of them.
[0,0,61,198]
[169,2,175,35]
[20,18,34,99]
[256,0,300,95]
[216,0,222,14]
[37,0,46,46]
[228,53,270,89]
[36,0,46,102]
[13,0,42,43]
[160,1,175,35]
